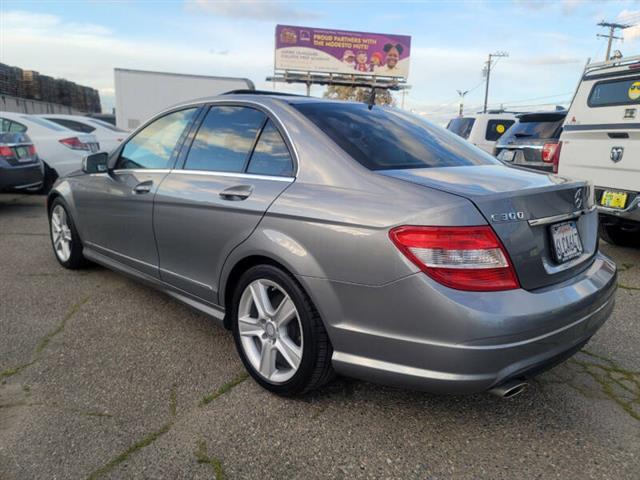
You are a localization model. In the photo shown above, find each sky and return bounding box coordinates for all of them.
[2,0,640,123]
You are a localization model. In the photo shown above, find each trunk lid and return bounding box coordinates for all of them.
[380,165,597,290]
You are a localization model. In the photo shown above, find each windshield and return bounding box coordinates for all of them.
[294,102,499,170]
[446,117,475,139]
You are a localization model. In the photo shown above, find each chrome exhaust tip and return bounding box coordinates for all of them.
[489,379,528,399]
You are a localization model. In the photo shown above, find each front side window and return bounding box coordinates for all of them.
[588,76,640,107]
[184,106,265,172]
[246,120,293,177]
[485,119,515,141]
[295,103,499,170]
[117,108,197,170]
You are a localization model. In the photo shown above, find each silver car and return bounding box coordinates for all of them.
[47,93,617,397]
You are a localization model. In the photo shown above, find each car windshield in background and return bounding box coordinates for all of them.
[22,116,67,131]
[446,117,475,139]
[499,113,565,142]
[588,76,640,107]
[294,103,498,170]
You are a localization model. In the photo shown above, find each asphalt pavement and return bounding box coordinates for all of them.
[0,193,638,479]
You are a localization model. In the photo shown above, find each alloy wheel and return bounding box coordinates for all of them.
[237,279,303,383]
[51,205,72,262]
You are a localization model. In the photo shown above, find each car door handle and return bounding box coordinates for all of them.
[219,184,253,201]
[133,180,153,194]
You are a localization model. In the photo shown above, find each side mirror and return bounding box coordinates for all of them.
[82,152,109,174]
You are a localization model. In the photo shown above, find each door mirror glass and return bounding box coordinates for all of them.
[82,152,109,173]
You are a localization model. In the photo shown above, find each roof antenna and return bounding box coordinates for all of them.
[367,87,376,110]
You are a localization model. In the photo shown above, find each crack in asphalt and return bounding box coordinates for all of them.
[85,372,249,479]
[539,349,640,421]
[195,439,225,479]
[0,296,89,381]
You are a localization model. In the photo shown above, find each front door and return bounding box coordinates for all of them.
[153,105,296,302]
[74,107,199,277]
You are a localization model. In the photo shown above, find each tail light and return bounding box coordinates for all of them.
[552,141,563,174]
[389,226,520,291]
[27,145,37,156]
[0,146,14,158]
[541,142,558,163]
[59,137,90,151]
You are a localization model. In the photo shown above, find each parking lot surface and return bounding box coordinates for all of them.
[0,193,638,479]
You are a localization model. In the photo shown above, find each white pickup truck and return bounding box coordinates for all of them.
[558,56,640,247]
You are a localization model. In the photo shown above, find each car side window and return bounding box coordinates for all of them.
[0,118,26,133]
[184,106,265,172]
[47,118,95,133]
[246,120,294,177]
[117,108,197,170]
[485,120,514,141]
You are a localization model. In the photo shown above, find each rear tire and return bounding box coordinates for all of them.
[599,223,640,248]
[231,264,334,396]
[48,198,88,269]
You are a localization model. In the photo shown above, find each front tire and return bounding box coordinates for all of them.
[599,223,639,248]
[49,199,87,269]
[231,265,334,395]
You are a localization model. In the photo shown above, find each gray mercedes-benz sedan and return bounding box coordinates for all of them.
[47,93,617,397]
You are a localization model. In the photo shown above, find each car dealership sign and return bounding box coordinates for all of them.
[275,25,411,79]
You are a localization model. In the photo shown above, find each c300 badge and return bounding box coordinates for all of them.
[490,211,525,223]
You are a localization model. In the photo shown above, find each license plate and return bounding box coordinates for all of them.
[600,190,628,209]
[15,146,31,162]
[500,150,516,161]
[550,221,583,263]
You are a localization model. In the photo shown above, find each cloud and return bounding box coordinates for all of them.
[618,9,640,41]
[186,0,322,21]
[0,9,276,112]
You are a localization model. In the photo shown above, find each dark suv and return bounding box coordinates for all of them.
[0,132,44,192]
[495,110,566,173]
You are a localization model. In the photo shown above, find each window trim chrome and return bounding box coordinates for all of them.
[174,169,295,182]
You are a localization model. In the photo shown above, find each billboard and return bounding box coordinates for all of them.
[275,25,411,79]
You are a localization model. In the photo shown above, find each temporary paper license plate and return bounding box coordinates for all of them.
[600,190,628,209]
[15,146,31,162]
[550,221,583,263]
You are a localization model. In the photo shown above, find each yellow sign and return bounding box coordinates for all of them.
[601,191,628,209]
[496,124,506,134]
[629,81,640,100]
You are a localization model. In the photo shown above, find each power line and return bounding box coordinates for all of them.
[597,21,632,61]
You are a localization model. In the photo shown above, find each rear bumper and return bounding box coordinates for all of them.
[301,252,617,394]
[0,161,44,191]
[598,194,640,223]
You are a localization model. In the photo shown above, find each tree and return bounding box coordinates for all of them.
[323,85,395,106]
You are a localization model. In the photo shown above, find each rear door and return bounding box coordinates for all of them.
[153,104,295,302]
[560,72,640,193]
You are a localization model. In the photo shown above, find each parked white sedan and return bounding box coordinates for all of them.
[37,114,126,153]
[0,112,99,191]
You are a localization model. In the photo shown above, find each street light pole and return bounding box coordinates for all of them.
[483,51,508,113]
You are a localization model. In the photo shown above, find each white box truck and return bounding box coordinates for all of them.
[114,68,254,130]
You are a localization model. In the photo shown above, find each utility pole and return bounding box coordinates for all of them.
[483,51,508,113]
[456,89,468,116]
[597,21,631,61]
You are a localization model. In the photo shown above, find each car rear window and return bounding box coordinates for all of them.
[46,118,96,133]
[588,76,640,107]
[294,103,499,170]
[498,114,565,142]
[87,118,127,132]
[446,117,475,139]
[22,116,67,131]
[485,119,515,141]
